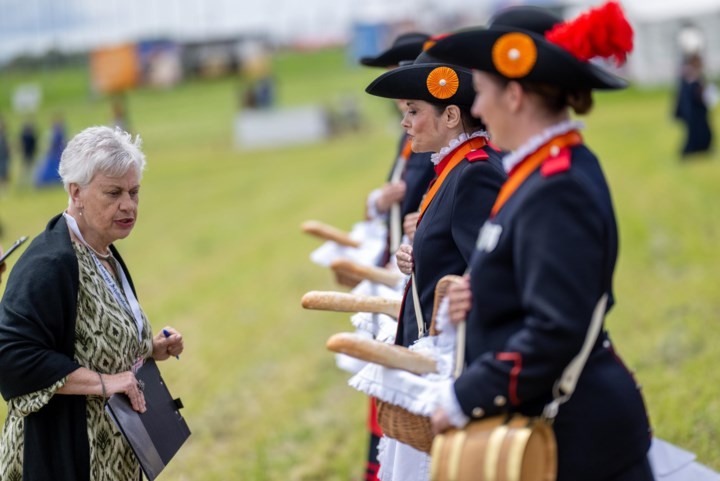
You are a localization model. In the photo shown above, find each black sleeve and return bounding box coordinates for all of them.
[0,248,81,400]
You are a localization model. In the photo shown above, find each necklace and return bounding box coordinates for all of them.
[61,211,113,261]
[87,244,112,261]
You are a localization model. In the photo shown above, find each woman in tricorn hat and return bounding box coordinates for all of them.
[428,3,654,480]
[360,32,437,264]
[365,45,506,479]
[359,31,436,481]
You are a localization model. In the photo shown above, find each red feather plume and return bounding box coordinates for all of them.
[545,1,634,66]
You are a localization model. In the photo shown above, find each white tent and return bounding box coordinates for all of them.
[621,0,720,86]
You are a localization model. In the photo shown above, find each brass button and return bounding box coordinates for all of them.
[493,395,507,407]
[472,407,485,418]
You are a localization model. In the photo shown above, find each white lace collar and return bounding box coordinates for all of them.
[502,120,584,173]
[430,130,490,165]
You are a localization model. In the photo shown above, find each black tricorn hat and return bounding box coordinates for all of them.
[427,2,633,90]
[365,50,476,107]
[360,32,430,68]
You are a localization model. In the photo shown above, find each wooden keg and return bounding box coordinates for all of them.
[430,414,557,481]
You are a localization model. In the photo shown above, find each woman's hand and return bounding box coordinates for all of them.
[396,244,414,275]
[431,407,453,435]
[402,212,420,242]
[447,274,472,325]
[152,326,184,361]
[375,181,406,213]
[104,371,147,413]
[58,367,145,412]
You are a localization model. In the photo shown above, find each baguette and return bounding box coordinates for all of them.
[330,258,404,288]
[301,220,361,248]
[301,291,401,318]
[326,332,437,375]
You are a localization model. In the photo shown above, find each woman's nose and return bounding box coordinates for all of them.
[119,193,136,210]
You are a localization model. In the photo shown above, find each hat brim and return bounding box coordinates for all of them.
[427,26,628,90]
[365,63,475,106]
[360,42,427,68]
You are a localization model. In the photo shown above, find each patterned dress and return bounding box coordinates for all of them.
[0,242,153,481]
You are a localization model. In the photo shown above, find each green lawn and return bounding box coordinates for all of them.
[1,48,719,479]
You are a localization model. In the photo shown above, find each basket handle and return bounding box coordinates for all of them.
[426,274,468,379]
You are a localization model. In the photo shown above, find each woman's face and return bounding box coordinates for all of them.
[400,99,446,153]
[471,71,512,150]
[73,168,140,249]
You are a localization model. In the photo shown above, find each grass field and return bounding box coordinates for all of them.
[1,47,719,479]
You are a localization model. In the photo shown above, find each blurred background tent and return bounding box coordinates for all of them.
[2,0,718,87]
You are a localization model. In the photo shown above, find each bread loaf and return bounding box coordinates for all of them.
[301,291,401,318]
[330,258,404,288]
[301,220,361,248]
[326,332,437,375]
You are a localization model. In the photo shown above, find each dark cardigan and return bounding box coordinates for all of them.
[0,214,137,481]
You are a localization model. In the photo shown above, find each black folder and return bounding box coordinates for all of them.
[105,358,191,480]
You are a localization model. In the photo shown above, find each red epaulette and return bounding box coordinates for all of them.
[465,149,489,163]
[540,146,572,177]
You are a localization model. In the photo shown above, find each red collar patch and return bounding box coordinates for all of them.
[540,147,572,177]
[465,149,489,163]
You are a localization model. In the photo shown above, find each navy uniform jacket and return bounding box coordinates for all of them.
[396,143,506,347]
[454,143,651,481]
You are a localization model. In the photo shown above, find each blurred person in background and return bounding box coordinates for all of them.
[111,95,132,134]
[674,53,714,157]
[357,31,436,481]
[430,3,654,480]
[0,118,10,189]
[0,126,184,481]
[34,113,67,187]
[19,119,37,184]
[366,49,505,480]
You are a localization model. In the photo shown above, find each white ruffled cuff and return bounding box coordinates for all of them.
[438,379,470,428]
[366,188,387,220]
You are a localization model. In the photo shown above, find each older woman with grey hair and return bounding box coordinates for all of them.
[0,126,184,481]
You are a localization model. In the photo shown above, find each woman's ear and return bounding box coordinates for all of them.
[444,105,462,129]
[69,183,82,207]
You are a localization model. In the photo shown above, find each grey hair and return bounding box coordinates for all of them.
[59,126,146,194]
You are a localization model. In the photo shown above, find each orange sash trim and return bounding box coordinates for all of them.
[418,137,488,217]
[490,131,582,217]
[401,137,413,159]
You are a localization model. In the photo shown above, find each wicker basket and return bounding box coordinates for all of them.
[376,399,435,452]
[375,274,465,453]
